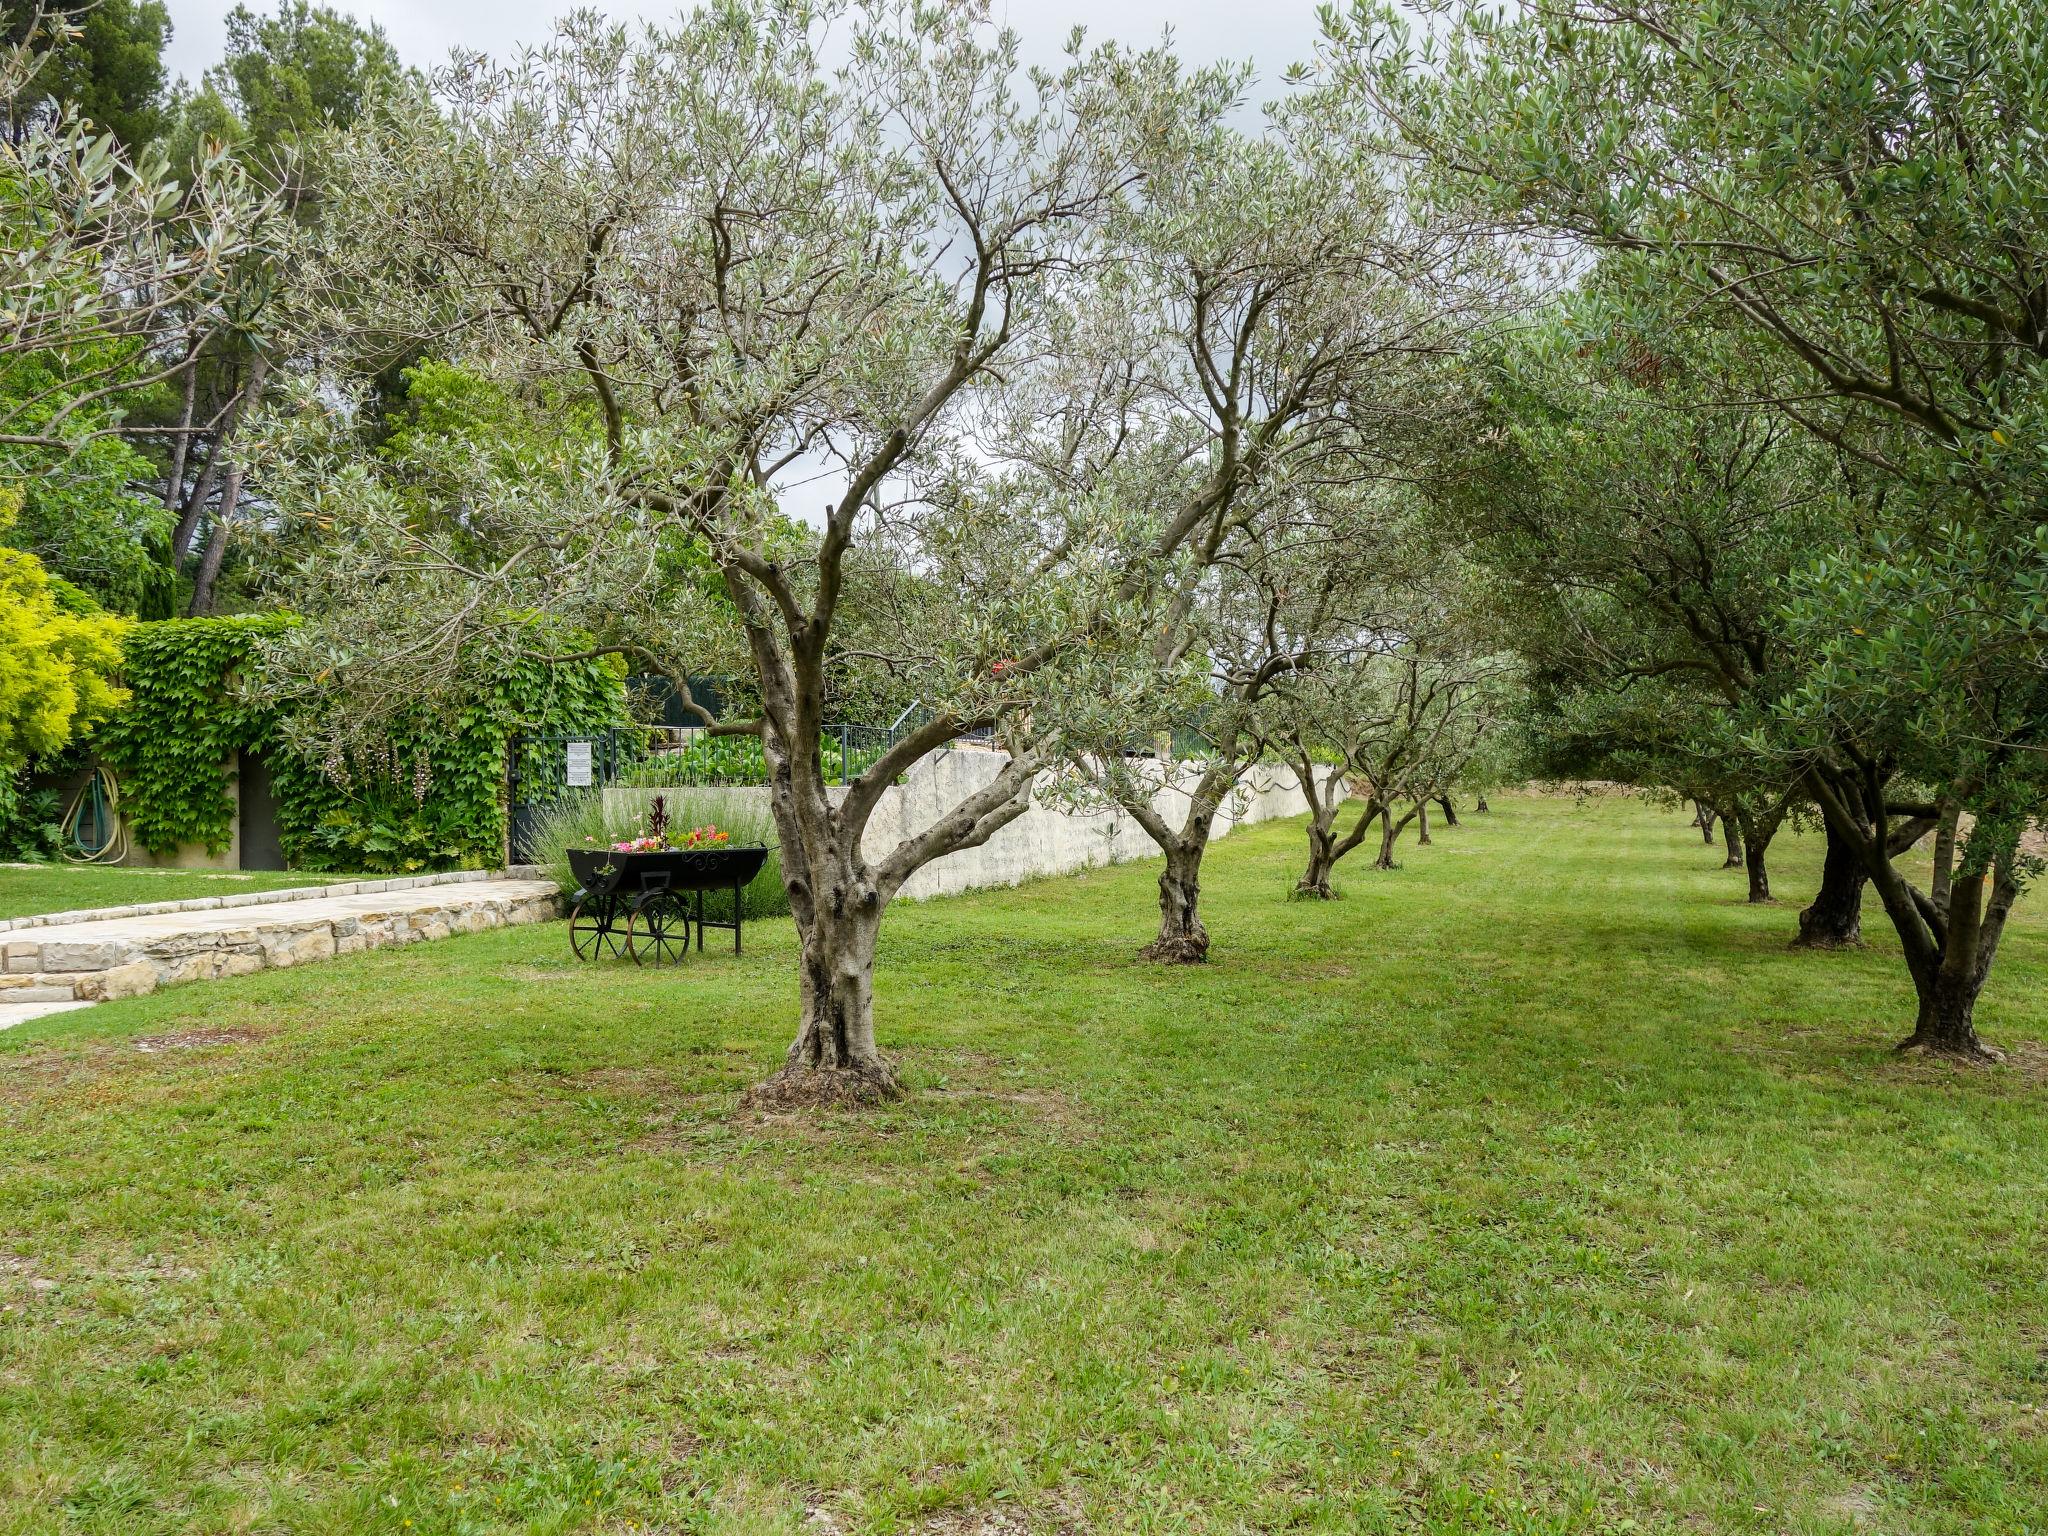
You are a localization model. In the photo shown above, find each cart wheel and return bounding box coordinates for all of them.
[626,891,691,966]
[569,897,627,961]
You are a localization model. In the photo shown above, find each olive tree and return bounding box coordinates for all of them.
[1051,478,1395,961]
[271,1,1240,1102]
[1036,80,1501,960]
[1336,0,2048,1056]
[1277,640,1510,893]
[1438,321,1862,913]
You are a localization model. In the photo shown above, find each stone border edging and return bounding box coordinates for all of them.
[1,878,564,1010]
[0,868,531,934]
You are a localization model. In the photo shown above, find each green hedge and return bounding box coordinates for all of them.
[96,616,628,872]
[652,730,891,786]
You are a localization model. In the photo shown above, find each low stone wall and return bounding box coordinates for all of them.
[0,880,561,1006]
[0,868,518,934]
[603,752,1341,901]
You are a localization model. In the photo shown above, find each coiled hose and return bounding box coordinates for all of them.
[61,764,126,864]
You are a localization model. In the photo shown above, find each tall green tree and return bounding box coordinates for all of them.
[0,12,283,622]
[1441,317,1852,913]
[148,1,413,617]
[162,0,406,196]
[3,0,170,149]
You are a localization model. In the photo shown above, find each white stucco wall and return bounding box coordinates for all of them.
[602,750,1343,901]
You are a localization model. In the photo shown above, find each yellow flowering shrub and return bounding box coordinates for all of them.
[0,490,129,769]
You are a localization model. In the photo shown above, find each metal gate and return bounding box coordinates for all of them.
[507,729,624,865]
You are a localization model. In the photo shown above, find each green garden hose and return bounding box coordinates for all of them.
[61,765,126,864]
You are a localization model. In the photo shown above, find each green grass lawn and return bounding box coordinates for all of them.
[0,865,365,922]
[1,795,2043,1536]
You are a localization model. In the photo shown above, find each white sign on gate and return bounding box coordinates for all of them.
[565,739,594,787]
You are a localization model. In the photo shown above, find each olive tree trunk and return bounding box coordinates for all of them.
[1289,746,1343,899]
[1805,769,2009,1060]
[747,698,1040,1104]
[787,886,886,1082]
[1296,795,1382,896]
[1792,790,1938,948]
[1720,813,1744,869]
[1734,800,1785,904]
[1794,818,1869,947]
[1287,745,1380,898]
[1122,756,1241,964]
[1373,804,1418,869]
[1298,819,1340,899]
[1879,860,2016,1063]
[1146,833,1212,964]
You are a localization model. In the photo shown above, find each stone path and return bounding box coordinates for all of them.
[0,876,561,1029]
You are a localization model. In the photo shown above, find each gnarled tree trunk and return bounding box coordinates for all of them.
[1794,819,1868,947]
[1802,765,2006,1060]
[1374,804,1416,869]
[1883,862,2013,1064]
[1297,820,1339,900]
[1900,964,1996,1061]
[1415,800,1432,847]
[1475,792,1489,813]
[742,698,1039,1107]
[1292,761,1379,899]
[1436,794,1459,827]
[752,781,904,1104]
[1145,837,1211,964]
[1122,755,1238,963]
[787,898,889,1089]
[1720,813,1744,869]
[1289,751,1343,899]
[1733,798,1787,904]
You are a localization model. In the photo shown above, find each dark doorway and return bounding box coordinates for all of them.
[238,752,287,870]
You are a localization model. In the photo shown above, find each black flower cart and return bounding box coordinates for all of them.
[566,845,770,965]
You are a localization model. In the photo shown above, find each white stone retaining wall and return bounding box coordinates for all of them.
[603,752,1342,901]
[0,881,561,1006]
[0,868,523,935]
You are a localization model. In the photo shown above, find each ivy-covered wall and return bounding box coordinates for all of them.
[96,616,628,872]
[268,654,630,872]
[96,616,284,856]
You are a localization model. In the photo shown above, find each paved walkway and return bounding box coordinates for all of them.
[1,876,560,1028]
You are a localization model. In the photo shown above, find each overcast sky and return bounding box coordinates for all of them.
[162,0,1333,98]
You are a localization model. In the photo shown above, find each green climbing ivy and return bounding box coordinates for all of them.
[95,616,627,870]
[269,653,630,873]
[96,615,290,855]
